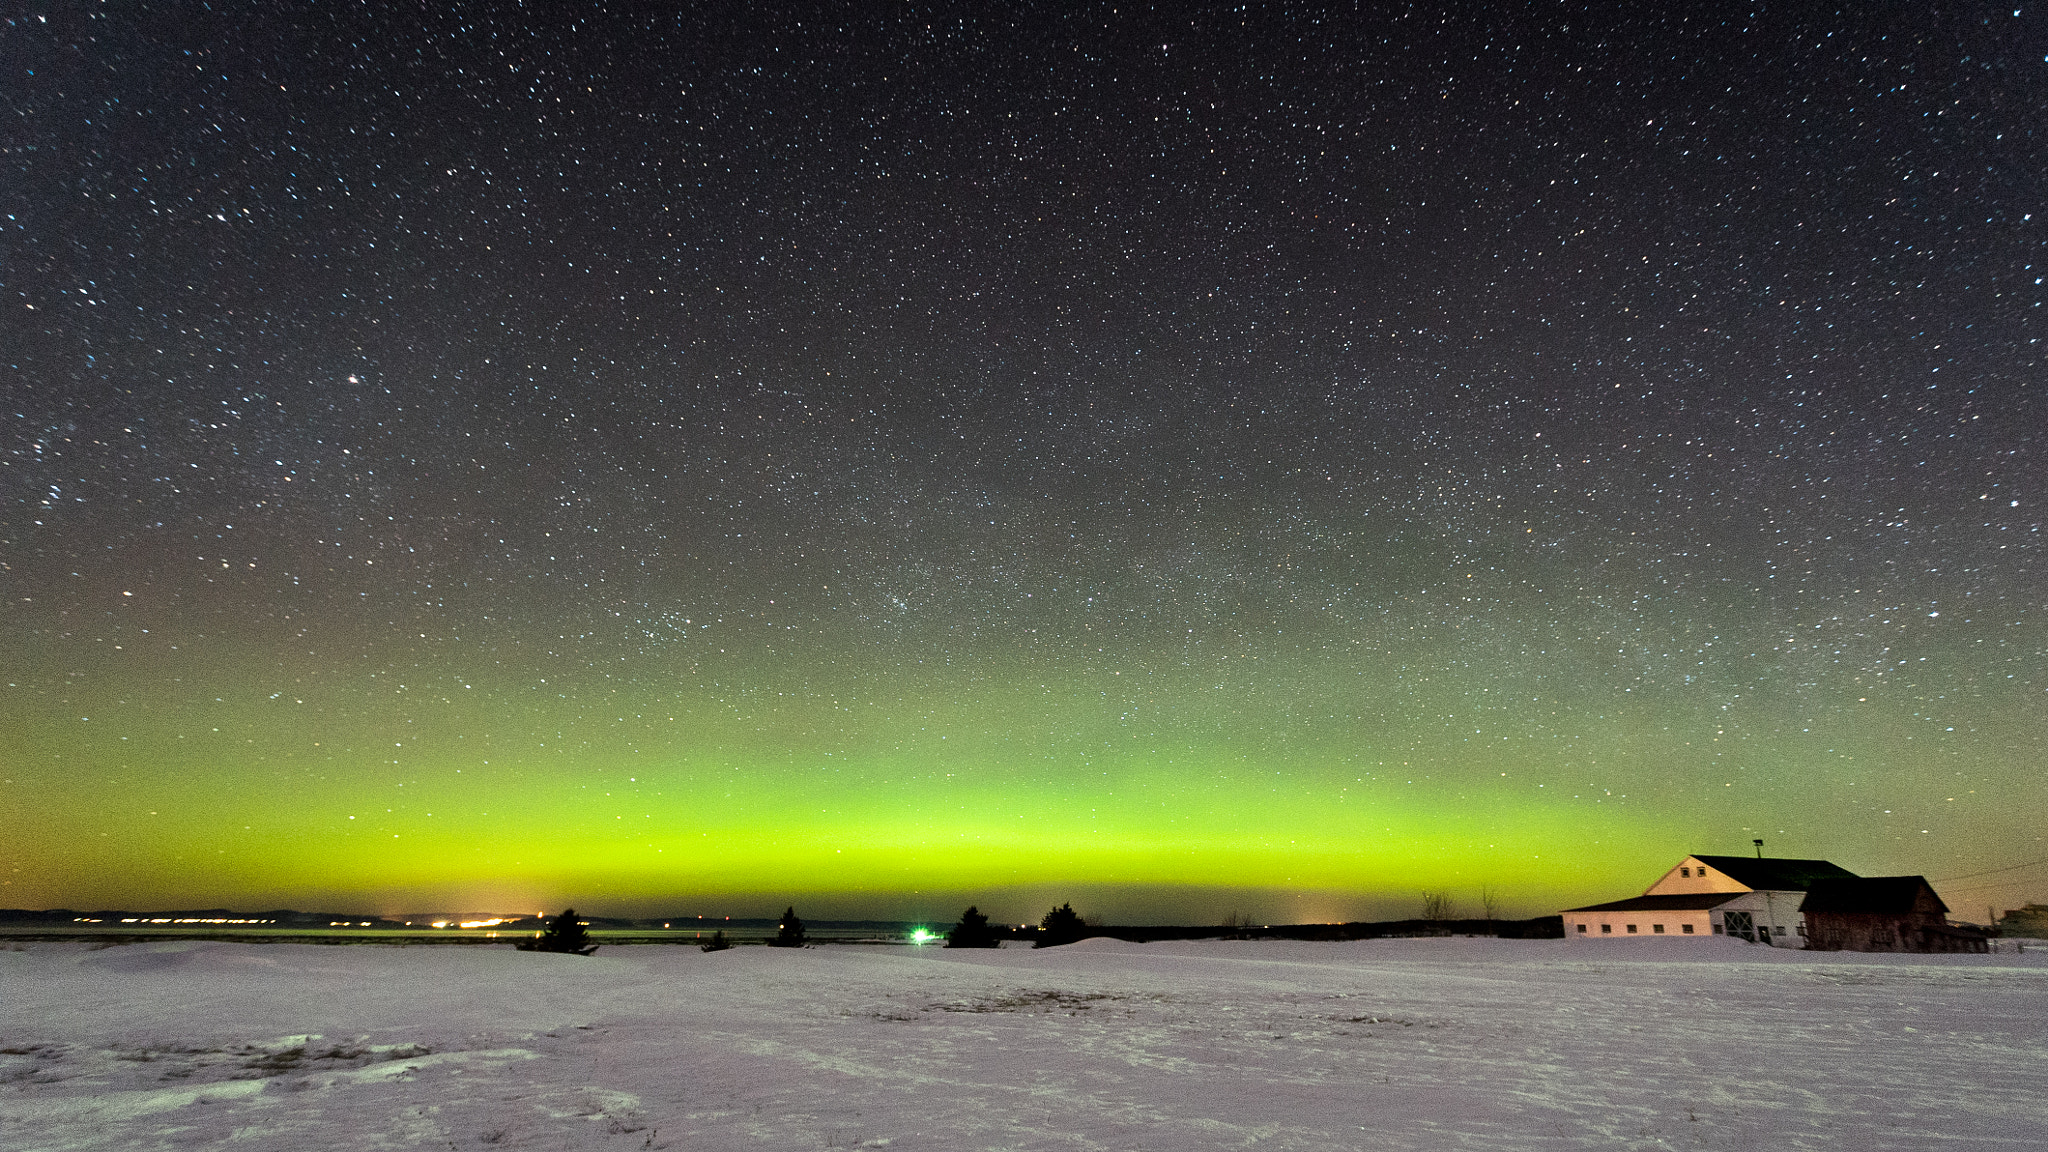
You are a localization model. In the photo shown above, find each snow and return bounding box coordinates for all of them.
[4,936,2045,1150]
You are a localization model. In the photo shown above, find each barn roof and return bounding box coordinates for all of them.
[1688,855,1858,890]
[1563,894,1744,914]
[1799,876,1948,915]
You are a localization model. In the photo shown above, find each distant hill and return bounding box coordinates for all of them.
[0,909,930,932]
[0,908,408,928]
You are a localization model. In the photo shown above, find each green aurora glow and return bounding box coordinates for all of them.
[9,570,2039,921]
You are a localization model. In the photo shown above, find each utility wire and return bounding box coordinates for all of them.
[1931,856,2048,884]
[1937,878,2031,898]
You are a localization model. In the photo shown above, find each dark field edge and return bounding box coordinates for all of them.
[0,917,1564,946]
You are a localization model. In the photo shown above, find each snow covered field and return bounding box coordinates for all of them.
[4,936,2044,1151]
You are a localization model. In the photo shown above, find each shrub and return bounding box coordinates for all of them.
[769,906,806,948]
[699,929,731,952]
[946,905,1000,948]
[516,909,598,956]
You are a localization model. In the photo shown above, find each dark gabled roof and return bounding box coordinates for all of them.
[1690,855,1858,891]
[1563,894,1745,914]
[1799,876,1948,916]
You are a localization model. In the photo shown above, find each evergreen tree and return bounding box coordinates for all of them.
[945,905,1000,948]
[516,908,599,956]
[770,906,806,947]
[1036,902,1087,948]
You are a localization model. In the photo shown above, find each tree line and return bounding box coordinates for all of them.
[518,902,1096,956]
[520,893,1544,956]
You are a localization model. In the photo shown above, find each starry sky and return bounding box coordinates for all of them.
[4,3,2044,924]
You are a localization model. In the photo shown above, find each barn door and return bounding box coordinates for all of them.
[1723,911,1756,942]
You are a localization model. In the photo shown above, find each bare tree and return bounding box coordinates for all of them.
[1421,891,1456,922]
[1480,886,1503,924]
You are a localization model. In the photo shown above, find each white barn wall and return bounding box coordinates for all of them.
[1645,856,1756,896]
[1564,891,1810,946]
[1567,908,1714,939]
[1734,890,1809,946]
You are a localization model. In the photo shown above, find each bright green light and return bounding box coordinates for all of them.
[909,927,936,945]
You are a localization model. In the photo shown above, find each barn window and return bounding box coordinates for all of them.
[1626,924,1638,934]
[1576,924,1587,933]
[1680,867,1691,877]
[1601,924,1612,934]
[1653,924,1665,933]
[1682,924,1695,934]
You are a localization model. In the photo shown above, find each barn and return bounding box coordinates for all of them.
[1800,876,1990,954]
[1563,854,1858,946]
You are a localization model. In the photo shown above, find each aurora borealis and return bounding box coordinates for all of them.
[4,4,2043,924]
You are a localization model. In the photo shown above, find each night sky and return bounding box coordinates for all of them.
[5,3,2043,924]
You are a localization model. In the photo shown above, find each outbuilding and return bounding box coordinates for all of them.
[1800,876,1989,954]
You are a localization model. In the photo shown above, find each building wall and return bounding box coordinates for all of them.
[1566,909,1715,939]
[1724,890,1808,946]
[1804,910,1984,953]
[1998,904,2048,939]
[1565,890,1811,946]
[1804,911,1923,951]
[1643,857,1756,896]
